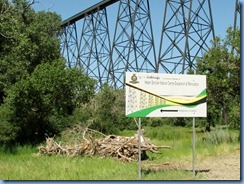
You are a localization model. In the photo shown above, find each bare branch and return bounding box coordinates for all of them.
[35,128,172,162]
[0,3,11,15]
[0,31,13,39]
[35,1,54,11]
[22,0,36,15]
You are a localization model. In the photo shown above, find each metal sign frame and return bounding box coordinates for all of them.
[125,72,207,179]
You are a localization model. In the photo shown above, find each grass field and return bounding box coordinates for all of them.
[0,125,240,180]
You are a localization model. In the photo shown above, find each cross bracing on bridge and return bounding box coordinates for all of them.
[156,0,215,74]
[60,0,240,90]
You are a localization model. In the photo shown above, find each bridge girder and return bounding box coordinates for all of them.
[59,0,237,89]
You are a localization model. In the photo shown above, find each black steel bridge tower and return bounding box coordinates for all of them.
[60,0,238,89]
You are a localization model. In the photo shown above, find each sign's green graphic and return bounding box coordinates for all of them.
[125,72,207,117]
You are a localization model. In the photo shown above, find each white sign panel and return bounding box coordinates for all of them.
[125,72,207,117]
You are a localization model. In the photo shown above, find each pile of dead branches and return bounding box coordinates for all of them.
[35,127,171,162]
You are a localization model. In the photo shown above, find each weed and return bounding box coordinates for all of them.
[0,126,239,180]
[202,129,239,145]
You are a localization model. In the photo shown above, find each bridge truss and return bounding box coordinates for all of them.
[60,0,239,89]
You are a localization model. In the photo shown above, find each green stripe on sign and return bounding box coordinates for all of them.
[197,89,207,98]
[127,104,173,117]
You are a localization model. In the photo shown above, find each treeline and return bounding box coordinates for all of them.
[0,0,240,146]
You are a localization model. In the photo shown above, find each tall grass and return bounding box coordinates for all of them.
[0,150,137,180]
[144,125,191,140]
[141,125,239,163]
[0,126,239,180]
[202,129,239,145]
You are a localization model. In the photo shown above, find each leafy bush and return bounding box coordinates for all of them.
[0,60,96,144]
[196,28,240,128]
[0,1,97,145]
[150,118,163,127]
[72,84,135,134]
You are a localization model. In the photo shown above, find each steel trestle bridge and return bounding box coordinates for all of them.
[60,0,240,89]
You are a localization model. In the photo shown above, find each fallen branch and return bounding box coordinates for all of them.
[35,128,171,162]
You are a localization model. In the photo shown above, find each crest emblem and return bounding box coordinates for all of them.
[130,74,139,84]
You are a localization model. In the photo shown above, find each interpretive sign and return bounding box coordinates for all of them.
[125,72,207,117]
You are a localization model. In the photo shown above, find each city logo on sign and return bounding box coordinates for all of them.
[129,74,139,84]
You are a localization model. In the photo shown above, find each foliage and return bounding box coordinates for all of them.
[94,83,118,133]
[196,27,240,129]
[202,129,239,145]
[0,1,62,101]
[88,84,133,134]
[73,84,134,134]
[0,126,240,180]
[0,60,96,144]
[0,1,96,145]
[144,125,191,141]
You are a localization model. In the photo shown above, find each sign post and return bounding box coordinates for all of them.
[125,72,207,179]
[192,117,196,177]
[138,118,142,179]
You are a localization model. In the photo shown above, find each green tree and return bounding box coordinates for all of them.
[0,0,62,103]
[80,84,133,134]
[0,60,96,144]
[90,83,118,134]
[0,1,96,144]
[196,27,240,130]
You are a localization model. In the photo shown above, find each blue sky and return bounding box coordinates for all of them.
[33,0,241,39]
[0,2,242,184]
[32,0,241,76]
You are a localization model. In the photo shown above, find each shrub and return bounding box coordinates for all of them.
[202,129,239,145]
[0,60,96,145]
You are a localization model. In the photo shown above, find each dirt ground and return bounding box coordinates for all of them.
[196,151,240,180]
[142,149,240,180]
